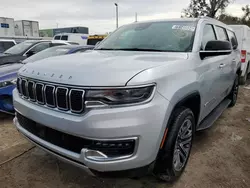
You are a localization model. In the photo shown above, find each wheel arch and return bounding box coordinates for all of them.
[168,91,201,128]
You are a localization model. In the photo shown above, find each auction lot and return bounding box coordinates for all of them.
[0,86,250,188]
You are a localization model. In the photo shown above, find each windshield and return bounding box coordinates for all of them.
[4,41,37,55]
[23,46,71,63]
[95,21,197,52]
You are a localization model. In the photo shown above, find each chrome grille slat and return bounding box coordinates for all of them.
[45,85,56,107]
[69,89,85,113]
[21,79,28,98]
[55,87,69,111]
[17,77,85,114]
[36,83,45,104]
[28,81,35,101]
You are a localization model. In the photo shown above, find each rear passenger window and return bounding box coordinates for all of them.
[227,30,238,49]
[54,36,61,40]
[215,26,229,41]
[61,35,68,41]
[202,24,216,50]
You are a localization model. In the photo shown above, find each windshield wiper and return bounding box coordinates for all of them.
[95,48,117,50]
[96,48,175,52]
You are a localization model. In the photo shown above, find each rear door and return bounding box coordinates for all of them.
[227,29,240,86]
[214,26,234,96]
[199,23,223,119]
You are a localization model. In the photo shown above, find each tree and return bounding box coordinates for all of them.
[182,0,232,18]
[242,5,250,22]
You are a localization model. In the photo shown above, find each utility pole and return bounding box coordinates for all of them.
[135,12,138,22]
[114,3,118,29]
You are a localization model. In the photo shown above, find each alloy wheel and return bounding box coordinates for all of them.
[173,119,193,172]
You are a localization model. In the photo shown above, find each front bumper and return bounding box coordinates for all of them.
[13,89,171,172]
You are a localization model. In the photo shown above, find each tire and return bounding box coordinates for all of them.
[153,107,195,182]
[228,74,239,108]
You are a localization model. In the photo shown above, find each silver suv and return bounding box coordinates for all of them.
[13,17,241,181]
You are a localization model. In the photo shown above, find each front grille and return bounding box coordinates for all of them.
[16,113,136,157]
[18,77,85,114]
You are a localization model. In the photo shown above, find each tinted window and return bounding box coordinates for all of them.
[4,41,37,54]
[30,42,50,53]
[54,36,61,40]
[61,35,68,40]
[96,21,197,52]
[202,24,216,50]
[215,26,229,41]
[227,30,238,49]
[87,39,104,45]
[23,46,71,63]
[0,41,15,52]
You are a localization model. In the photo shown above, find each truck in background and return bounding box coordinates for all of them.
[87,35,107,45]
[53,33,89,45]
[14,20,39,37]
[230,25,250,85]
[0,17,15,37]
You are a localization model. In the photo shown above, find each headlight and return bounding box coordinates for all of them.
[0,78,17,88]
[85,85,155,108]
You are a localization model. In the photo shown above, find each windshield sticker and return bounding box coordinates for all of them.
[172,25,195,32]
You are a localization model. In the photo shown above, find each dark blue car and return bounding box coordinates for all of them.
[0,45,94,114]
[0,63,22,114]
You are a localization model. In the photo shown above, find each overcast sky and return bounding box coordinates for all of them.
[1,0,249,34]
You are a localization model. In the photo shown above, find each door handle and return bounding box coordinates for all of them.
[232,59,237,63]
[219,63,226,68]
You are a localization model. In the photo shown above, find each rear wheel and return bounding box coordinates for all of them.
[228,74,239,107]
[153,107,195,182]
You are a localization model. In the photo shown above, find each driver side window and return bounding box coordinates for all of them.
[29,42,50,53]
[202,24,216,50]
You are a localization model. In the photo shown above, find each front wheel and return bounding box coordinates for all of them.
[153,107,195,182]
[228,74,239,107]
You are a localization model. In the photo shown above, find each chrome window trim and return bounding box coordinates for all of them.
[55,87,69,111]
[44,85,56,108]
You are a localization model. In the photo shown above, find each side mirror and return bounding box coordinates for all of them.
[200,40,232,60]
[26,50,35,57]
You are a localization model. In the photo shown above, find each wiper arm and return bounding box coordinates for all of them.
[113,48,167,52]
[96,48,178,52]
[95,48,117,50]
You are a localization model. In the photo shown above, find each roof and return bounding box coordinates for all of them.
[131,18,199,24]
[0,39,16,42]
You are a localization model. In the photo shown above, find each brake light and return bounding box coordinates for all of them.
[241,50,247,63]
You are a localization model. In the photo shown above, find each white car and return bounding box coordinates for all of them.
[230,25,250,84]
[0,39,16,53]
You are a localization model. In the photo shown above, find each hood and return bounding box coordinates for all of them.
[19,50,188,86]
[0,63,23,81]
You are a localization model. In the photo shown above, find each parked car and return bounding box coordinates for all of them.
[230,25,250,85]
[54,33,88,45]
[0,39,16,53]
[0,45,93,114]
[0,63,22,114]
[13,17,240,181]
[22,45,94,64]
[0,40,72,66]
